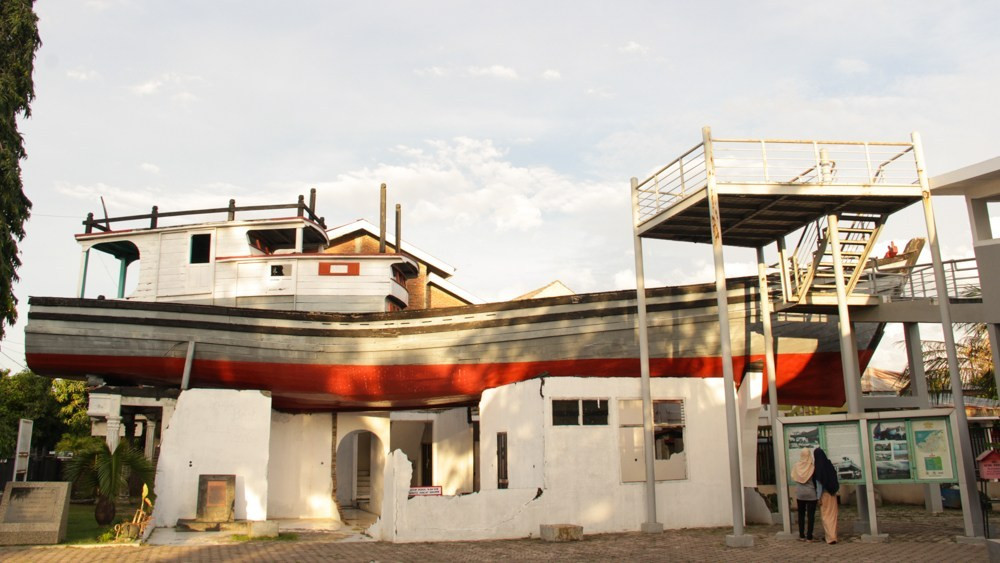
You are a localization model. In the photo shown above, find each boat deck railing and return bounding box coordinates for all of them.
[774,257,980,302]
[82,189,326,233]
[634,137,919,227]
[881,257,980,300]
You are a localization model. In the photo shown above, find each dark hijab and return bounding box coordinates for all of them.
[813,447,840,495]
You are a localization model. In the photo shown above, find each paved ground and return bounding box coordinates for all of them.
[0,505,990,562]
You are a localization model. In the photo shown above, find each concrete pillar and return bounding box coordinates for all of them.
[144,419,158,461]
[105,415,121,452]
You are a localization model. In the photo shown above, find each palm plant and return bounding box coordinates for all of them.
[63,441,155,526]
[899,289,996,400]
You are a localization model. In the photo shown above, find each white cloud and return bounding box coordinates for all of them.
[172,91,199,103]
[619,41,650,55]
[139,163,160,174]
[467,65,518,79]
[414,66,449,77]
[835,58,871,74]
[585,87,613,99]
[541,69,561,80]
[66,68,99,81]
[131,79,164,96]
[129,72,202,97]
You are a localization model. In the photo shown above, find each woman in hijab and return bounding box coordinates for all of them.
[813,447,841,544]
[791,448,817,541]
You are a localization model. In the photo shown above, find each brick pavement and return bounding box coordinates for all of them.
[0,506,989,562]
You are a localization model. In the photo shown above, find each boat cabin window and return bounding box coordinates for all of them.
[190,234,212,264]
[552,399,608,426]
[385,296,406,312]
[270,264,289,277]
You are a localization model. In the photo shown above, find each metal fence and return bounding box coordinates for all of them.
[757,426,776,486]
[634,136,919,227]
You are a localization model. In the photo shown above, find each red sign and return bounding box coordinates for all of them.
[318,262,359,276]
[976,450,1000,480]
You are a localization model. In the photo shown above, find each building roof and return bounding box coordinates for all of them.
[930,155,1000,198]
[513,280,575,301]
[427,273,484,304]
[325,219,457,277]
[861,367,906,394]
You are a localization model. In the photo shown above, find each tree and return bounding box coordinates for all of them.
[0,369,61,457]
[64,441,154,525]
[0,0,40,339]
[898,321,996,401]
[51,378,91,437]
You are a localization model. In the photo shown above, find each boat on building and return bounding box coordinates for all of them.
[25,191,880,410]
[24,132,955,540]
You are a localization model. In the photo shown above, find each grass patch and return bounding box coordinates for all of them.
[64,503,114,544]
[64,502,137,545]
[229,532,299,542]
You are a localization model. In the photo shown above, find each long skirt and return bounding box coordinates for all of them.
[820,491,839,543]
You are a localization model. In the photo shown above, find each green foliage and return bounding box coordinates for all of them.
[51,378,91,437]
[63,441,154,503]
[55,434,103,456]
[901,318,997,401]
[0,0,40,338]
[0,369,61,457]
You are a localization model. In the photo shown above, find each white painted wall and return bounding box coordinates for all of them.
[267,412,337,519]
[389,421,426,487]
[480,379,545,492]
[152,389,272,527]
[432,408,474,495]
[376,376,743,542]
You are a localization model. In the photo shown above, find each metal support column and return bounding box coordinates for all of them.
[117,259,127,299]
[904,322,944,513]
[704,126,752,547]
[180,340,196,391]
[630,177,663,534]
[827,215,861,412]
[827,214,876,534]
[758,247,793,539]
[913,131,984,538]
[989,324,1000,401]
[777,238,790,303]
[78,248,90,298]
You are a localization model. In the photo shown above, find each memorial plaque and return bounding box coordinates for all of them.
[197,474,236,522]
[0,482,70,545]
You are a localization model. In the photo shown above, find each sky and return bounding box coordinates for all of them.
[2,0,1000,374]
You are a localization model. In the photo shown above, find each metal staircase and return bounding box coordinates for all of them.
[789,213,885,302]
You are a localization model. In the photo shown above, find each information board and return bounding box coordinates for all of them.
[784,423,864,484]
[867,418,955,483]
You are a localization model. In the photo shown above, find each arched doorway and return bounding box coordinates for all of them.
[336,430,386,516]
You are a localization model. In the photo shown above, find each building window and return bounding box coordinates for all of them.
[552,399,608,426]
[653,400,685,461]
[190,234,212,264]
[618,399,687,482]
